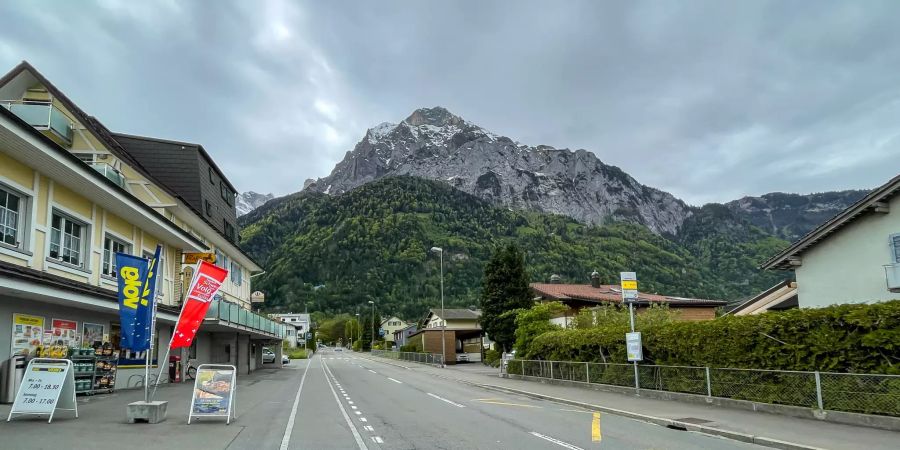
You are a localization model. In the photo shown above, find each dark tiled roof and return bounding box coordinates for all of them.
[429,308,482,320]
[531,283,726,306]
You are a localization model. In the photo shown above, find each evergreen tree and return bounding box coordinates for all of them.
[480,243,534,352]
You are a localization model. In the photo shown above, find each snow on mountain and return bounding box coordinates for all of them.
[236,191,275,216]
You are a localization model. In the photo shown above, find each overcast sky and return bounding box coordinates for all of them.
[1,1,898,205]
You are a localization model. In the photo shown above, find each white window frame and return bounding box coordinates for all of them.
[101,233,131,278]
[231,261,242,286]
[890,233,900,264]
[49,210,88,268]
[0,183,29,252]
[143,249,165,298]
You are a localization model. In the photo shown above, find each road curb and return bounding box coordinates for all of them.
[458,381,824,450]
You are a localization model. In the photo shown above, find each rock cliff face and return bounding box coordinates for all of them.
[236,191,275,216]
[305,107,691,234]
[725,190,868,240]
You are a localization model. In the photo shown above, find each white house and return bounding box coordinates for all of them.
[272,313,310,347]
[761,174,900,307]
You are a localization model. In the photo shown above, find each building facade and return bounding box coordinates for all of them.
[408,309,483,363]
[0,62,285,392]
[272,313,310,348]
[379,316,408,345]
[761,174,900,307]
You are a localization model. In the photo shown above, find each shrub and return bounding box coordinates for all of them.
[513,302,567,355]
[484,349,502,367]
[399,343,418,352]
[284,348,308,359]
[526,300,900,374]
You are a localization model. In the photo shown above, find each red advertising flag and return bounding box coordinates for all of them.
[171,260,228,348]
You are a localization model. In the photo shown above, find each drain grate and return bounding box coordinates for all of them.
[674,417,714,425]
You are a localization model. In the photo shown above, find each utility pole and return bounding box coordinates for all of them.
[430,247,446,368]
[368,300,375,351]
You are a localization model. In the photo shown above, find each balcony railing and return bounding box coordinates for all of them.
[2,100,74,144]
[89,162,126,188]
[205,297,287,338]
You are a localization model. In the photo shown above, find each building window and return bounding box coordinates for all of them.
[0,186,25,249]
[231,261,242,286]
[209,167,215,183]
[102,234,130,277]
[215,249,226,269]
[891,233,900,263]
[205,200,212,217]
[49,211,86,267]
[224,220,235,242]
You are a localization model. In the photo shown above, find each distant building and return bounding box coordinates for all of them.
[393,323,418,347]
[531,272,727,326]
[272,313,310,347]
[379,316,408,345]
[728,280,798,315]
[407,308,483,364]
[761,174,900,307]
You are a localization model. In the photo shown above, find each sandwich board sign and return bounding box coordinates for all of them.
[188,364,236,425]
[7,358,78,423]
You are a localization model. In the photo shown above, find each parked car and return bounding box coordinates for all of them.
[334,347,343,352]
[282,354,290,364]
[262,347,276,363]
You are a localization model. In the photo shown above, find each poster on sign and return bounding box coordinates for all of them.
[7,358,78,423]
[188,364,236,424]
[11,313,44,357]
[50,319,79,348]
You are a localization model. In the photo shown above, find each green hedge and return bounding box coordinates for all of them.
[527,300,900,374]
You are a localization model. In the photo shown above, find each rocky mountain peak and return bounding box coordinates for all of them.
[404,106,464,127]
[236,191,275,216]
[305,106,691,234]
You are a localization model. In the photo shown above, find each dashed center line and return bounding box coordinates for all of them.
[368,369,377,374]
[363,425,374,432]
[387,377,403,384]
[427,392,466,408]
[372,437,384,444]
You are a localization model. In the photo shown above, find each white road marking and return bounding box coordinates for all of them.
[427,392,466,408]
[322,361,369,450]
[348,401,354,405]
[387,377,402,384]
[372,437,384,444]
[355,411,362,415]
[363,425,374,432]
[360,417,368,422]
[351,405,358,410]
[279,357,313,450]
[529,432,584,450]
[368,369,377,374]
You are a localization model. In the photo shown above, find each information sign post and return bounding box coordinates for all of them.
[188,364,237,425]
[7,358,77,423]
[620,272,641,392]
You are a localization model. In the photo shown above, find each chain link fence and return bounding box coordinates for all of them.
[503,360,900,417]
[371,350,444,366]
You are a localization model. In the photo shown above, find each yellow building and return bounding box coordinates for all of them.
[379,316,409,345]
[0,61,285,389]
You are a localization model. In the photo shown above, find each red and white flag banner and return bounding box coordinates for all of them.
[171,260,228,349]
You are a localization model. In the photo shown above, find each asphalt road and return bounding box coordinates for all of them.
[0,351,766,449]
[284,350,764,450]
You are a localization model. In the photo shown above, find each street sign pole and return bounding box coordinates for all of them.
[621,272,640,393]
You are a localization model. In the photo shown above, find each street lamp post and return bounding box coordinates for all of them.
[368,300,375,351]
[430,247,446,368]
[354,312,360,350]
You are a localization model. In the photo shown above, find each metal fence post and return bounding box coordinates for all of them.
[550,361,554,380]
[815,371,824,410]
[585,362,590,384]
[705,367,712,397]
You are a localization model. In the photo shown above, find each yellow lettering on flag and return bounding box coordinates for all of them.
[120,266,142,309]
[621,280,637,290]
[592,412,601,442]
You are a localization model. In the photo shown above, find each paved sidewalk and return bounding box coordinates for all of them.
[360,354,900,450]
[0,363,305,450]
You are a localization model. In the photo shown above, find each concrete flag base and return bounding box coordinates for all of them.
[126,400,168,424]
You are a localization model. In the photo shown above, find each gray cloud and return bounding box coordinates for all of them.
[1,0,898,204]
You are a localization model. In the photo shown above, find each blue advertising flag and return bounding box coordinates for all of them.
[135,244,162,349]
[116,253,150,351]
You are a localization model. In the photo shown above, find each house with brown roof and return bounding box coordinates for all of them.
[406,308,485,364]
[761,174,900,307]
[531,272,727,325]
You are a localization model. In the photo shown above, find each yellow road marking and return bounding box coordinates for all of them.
[592,412,602,442]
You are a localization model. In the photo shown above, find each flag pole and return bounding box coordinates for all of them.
[143,246,162,403]
[152,261,199,400]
